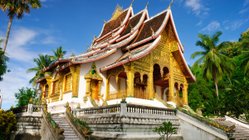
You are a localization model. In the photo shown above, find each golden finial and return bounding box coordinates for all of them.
[130,0,135,7]
[167,0,174,10]
[145,1,149,9]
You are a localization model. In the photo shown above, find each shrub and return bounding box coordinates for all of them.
[154,121,177,140]
[0,110,17,140]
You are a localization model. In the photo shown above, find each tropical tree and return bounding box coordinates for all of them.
[0,0,41,53]
[0,40,8,81]
[191,31,234,98]
[154,121,177,140]
[15,87,37,107]
[239,30,249,76]
[51,46,66,61]
[27,54,53,84]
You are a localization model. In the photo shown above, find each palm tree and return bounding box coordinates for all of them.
[1,0,41,53]
[27,54,53,84]
[0,40,8,81]
[51,46,67,61]
[239,29,249,75]
[191,31,234,98]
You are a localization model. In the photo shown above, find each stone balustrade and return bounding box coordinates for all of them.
[73,103,176,118]
[72,103,180,139]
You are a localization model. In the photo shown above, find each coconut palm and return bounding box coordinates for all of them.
[1,0,41,53]
[239,30,249,75]
[51,46,67,61]
[0,40,8,81]
[191,31,234,98]
[27,54,53,84]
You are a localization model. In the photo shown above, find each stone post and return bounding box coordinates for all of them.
[120,102,127,116]
[27,103,33,114]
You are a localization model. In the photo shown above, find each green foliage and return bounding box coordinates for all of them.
[189,29,249,121]
[153,121,177,140]
[0,110,17,140]
[192,31,234,97]
[51,46,66,61]
[27,54,53,84]
[28,46,67,85]
[46,113,58,128]
[15,87,37,107]
[0,46,8,81]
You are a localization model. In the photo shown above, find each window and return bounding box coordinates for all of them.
[53,80,60,95]
[64,74,72,92]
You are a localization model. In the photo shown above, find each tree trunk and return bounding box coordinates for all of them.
[3,17,13,53]
[215,81,219,98]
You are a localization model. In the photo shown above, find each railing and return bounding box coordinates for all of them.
[42,107,64,140]
[65,104,92,139]
[11,104,42,115]
[73,102,176,118]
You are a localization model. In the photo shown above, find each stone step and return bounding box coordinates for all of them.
[52,115,81,140]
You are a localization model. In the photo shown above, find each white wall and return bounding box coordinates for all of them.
[77,49,123,103]
[177,111,228,140]
[109,76,118,94]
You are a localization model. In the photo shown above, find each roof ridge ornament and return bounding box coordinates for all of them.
[167,0,174,10]
[145,1,149,9]
[130,0,135,7]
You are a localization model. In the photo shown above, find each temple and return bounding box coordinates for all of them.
[38,4,195,113]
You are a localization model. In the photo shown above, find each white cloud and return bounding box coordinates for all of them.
[243,0,249,6]
[224,19,249,31]
[184,0,208,15]
[239,0,249,14]
[201,21,221,32]
[5,27,38,63]
[42,36,57,45]
[0,63,34,109]
[0,26,59,109]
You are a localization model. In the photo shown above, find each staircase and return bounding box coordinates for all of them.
[52,115,80,140]
[215,117,249,140]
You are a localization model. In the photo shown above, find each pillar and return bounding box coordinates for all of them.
[70,65,81,97]
[85,78,91,96]
[125,65,134,97]
[106,78,109,100]
[45,76,52,101]
[183,82,188,105]
[148,71,154,99]
[168,53,175,102]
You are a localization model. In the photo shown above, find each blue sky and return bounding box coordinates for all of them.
[0,0,248,109]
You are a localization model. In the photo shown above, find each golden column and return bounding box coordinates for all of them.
[45,75,52,102]
[58,74,64,100]
[70,65,81,97]
[183,81,188,105]
[105,78,109,100]
[125,64,134,97]
[168,53,175,102]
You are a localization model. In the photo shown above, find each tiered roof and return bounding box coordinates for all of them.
[44,5,195,82]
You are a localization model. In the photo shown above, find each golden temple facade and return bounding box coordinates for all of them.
[38,4,195,112]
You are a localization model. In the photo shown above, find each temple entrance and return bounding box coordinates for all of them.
[134,72,147,99]
[118,72,127,98]
[153,64,170,102]
[107,71,127,100]
[91,80,99,100]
